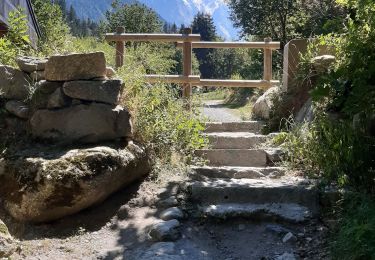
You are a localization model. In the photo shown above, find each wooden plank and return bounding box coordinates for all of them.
[105,33,200,42]
[263,38,273,81]
[115,27,125,68]
[176,41,280,49]
[182,28,193,99]
[144,75,201,84]
[196,79,279,89]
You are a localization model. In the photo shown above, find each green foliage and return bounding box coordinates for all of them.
[281,114,375,192]
[228,0,346,47]
[192,12,217,79]
[100,3,162,34]
[0,8,31,65]
[31,0,71,55]
[6,7,31,49]
[114,43,207,163]
[332,193,375,260]
[0,38,17,66]
[309,0,375,121]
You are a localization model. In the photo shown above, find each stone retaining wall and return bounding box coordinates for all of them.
[0,52,131,144]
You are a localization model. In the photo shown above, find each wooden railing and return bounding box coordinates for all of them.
[105,27,280,99]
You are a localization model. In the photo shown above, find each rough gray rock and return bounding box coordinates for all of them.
[0,219,16,258]
[30,70,45,81]
[311,55,335,73]
[63,80,122,105]
[160,207,184,221]
[47,88,70,109]
[5,101,29,119]
[296,98,313,123]
[0,143,150,222]
[265,148,285,164]
[16,56,47,73]
[157,197,179,209]
[29,80,63,110]
[252,87,279,120]
[149,220,181,241]
[0,65,32,100]
[30,103,132,144]
[45,52,107,81]
[282,232,297,243]
[275,252,296,260]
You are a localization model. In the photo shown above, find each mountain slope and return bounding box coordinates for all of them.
[64,0,239,39]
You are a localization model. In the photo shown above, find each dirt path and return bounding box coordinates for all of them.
[201,100,242,122]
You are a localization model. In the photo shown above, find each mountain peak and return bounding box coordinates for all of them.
[65,0,238,40]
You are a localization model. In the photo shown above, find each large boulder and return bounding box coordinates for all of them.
[45,52,107,81]
[16,56,47,73]
[0,143,150,222]
[63,80,122,105]
[0,66,32,100]
[30,103,132,143]
[252,87,280,120]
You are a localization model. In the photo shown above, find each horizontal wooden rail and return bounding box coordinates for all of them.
[197,79,279,88]
[144,75,201,84]
[176,41,280,49]
[143,75,279,89]
[105,33,201,42]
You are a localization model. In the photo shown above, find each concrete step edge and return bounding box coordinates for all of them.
[198,203,314,223]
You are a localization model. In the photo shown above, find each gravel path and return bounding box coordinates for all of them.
[201,100,241,122]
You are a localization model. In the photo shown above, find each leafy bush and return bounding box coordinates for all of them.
[0,8,31,65]
[116,44,207,164]
[281,113,375,192]
[310,0,375,121]
[31,0,71,55]
[332,193,375,260]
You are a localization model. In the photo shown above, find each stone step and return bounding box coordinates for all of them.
[199,203,313,223]
[190,178,318,212]
[195,149,268,167]
[206,132,268,149]
[190,166,286,179]
[205,121,264,133]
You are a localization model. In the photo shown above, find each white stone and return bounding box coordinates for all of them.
[252,87,279,120]
[160,207,184,221]
[149,220,181,241]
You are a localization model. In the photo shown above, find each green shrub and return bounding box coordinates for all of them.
[332,193,375,260]
[0,8,31,65]
[281,113,375,192]
[115,43,207,164]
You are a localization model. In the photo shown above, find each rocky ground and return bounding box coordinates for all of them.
[0,170,331,260]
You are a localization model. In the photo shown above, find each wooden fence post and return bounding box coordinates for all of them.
[182,28,193,100]
[115,26,125,69]
[263,37,272,86]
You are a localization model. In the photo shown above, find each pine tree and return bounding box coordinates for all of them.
[191,13,217,78]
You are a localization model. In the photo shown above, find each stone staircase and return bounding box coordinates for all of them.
[190,121,318,223]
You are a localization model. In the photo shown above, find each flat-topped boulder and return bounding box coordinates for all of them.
[45,52,107,81]
[0,143,150,222]
[63,80,122,105]
[0,66,32,100]
[30,103,132,143]
[16,56,47,73]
